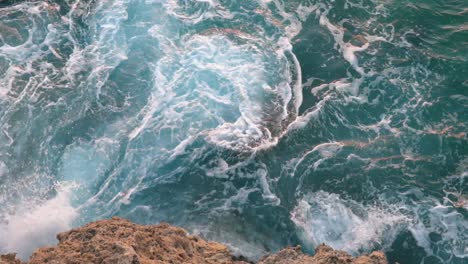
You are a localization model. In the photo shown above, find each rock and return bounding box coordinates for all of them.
[258,244,387,264]
[28,217,247,264]
[2,217,388,264]
[0,253,22,264]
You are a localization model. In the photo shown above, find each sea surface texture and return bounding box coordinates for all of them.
[0,0,467,263]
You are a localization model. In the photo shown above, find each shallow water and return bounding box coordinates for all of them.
[0,0,467,263]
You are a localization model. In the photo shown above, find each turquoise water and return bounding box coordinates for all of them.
[0,0,467,263]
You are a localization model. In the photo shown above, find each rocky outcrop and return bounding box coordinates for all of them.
[258,245,387,264]
[28,217,247,264]
[0,254,22,264]
[2,217,388,264]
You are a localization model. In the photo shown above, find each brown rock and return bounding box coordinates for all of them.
[258,244,387,264]
[2,217,387,264]
[28,217,248,264]
[0,253,22,264]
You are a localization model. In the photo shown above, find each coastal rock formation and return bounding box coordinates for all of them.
[0,254,22,264]
[28,217,246,264]
[258,245,387,264]
[2,217,387,264]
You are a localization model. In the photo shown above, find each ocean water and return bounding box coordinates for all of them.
[0,0,466,263]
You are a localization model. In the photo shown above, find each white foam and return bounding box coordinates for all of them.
[0,184,78,260]
[257,168,280,204]
[291,191,407,254]
[164,0,233,24]
[0,161,7,178]
[143,28,302,151]
[408,202,468,259]
[205,158,230,178]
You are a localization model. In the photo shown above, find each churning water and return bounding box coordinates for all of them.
[0,0,467,263]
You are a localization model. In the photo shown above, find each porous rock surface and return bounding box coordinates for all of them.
[28,217,246,264]
[0,254,22,264]
[1,217,388,264]
[258,245,387,264]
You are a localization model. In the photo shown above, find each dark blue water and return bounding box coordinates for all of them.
[0,0,467,263]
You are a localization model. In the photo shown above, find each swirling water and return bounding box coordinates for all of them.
[0,0,467,263]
